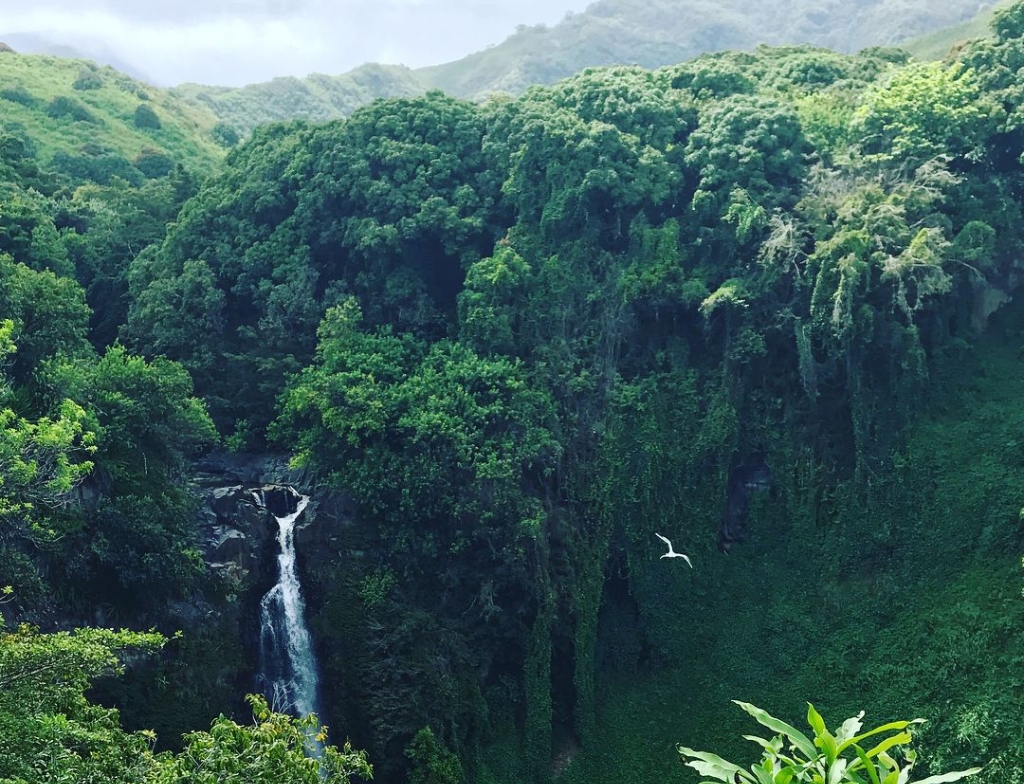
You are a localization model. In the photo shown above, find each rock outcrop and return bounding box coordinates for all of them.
[191,450,357,594]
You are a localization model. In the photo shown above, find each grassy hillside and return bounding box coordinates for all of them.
[172,63,427,135]
[901,0,1015,60]
[0,51,223,178]
[0,32,153,82]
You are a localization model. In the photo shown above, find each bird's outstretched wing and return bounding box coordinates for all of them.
[680,554,693,568]
[655,532,672,547]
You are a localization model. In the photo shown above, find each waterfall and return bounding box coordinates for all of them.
[257,488,322,720]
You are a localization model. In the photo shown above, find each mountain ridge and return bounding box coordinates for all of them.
[4,0,1008,136]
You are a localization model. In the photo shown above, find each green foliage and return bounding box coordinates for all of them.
[680,701,982,784]
[128,91,502,434]
[0,319,96,537]
[164,694,372,784]
[0,53,222,179]
[0,84,38,107]
[47,94,97,123]
[406,726,464,784]
[74,491,205,606]
[0,626,371,784]
[122,46,1022,779]
[11,29,1024,784]
[134,147,175,178]
[459,246,533,353]
[134,103,162,130]
[51,148,145,186]
[175,63,428,135]
[73,66,104,91]
[209,121,239,148]
[48,344,217,485]
[0,185,74,276]
[274,299,557,542]
[416,0,984,101]
[685,95,808,213]
[0,624,167,784]
[0,397,95,523]
[851,62,997,163]
[992,0,1024,41]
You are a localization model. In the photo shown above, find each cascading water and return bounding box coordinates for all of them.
[256,488,322,720]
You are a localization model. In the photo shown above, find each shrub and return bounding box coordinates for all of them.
[46,96,95,123]
[115,77,149,100]
[133,103,161,130]
[72,67,103,91]
[50,151,143,186]
[134,147,175,178]
[211,121,240,148]
[0,85,36,107]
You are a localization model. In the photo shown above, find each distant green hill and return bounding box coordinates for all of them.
[172,64,428,136]
[901,0,1014,60]
[0,32,154,82]
[418,0,1004,98]
[0,51,223,181]
[174,0,1003,134]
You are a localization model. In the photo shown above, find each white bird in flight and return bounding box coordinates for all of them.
[656,533,693,567]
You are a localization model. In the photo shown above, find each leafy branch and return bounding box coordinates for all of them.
[680,701,982,784]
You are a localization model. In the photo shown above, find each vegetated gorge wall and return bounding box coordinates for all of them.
[166,444,775,782]
[107,324,1024,784]
[188,452,477,779]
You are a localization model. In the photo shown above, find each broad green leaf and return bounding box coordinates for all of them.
[776,769,795,784]
[734,701,818,759]
[818,730,838,764]
[679,746,745,782]
[808,703,827,739]
[864,731,912,760]
[852,744,882,784]
[744,734,783,754]
[838,721,923,754]
[912,768,983,784]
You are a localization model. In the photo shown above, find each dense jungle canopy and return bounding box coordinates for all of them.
[4,3,1024,784]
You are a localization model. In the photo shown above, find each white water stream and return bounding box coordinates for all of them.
[256,489,322,719]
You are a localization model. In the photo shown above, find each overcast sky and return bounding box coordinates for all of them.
[0,0,594,87]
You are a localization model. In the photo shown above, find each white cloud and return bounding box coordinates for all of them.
[0,0,592,86]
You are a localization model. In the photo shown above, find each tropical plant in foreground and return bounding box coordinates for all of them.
[679,701,982,784]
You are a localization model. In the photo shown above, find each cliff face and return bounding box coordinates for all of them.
[190,450,356,639]
[192,450,358,600]
[89,453,361,749]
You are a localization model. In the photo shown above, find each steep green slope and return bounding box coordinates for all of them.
[550,328,1024,784]
[173,63,428,135]
[121,8,1024,776]
[0,52,223,177]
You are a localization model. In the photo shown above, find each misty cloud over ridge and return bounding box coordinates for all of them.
[0,0,590,86]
